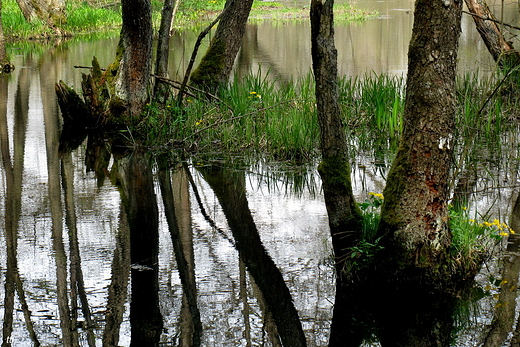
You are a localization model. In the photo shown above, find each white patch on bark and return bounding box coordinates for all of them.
[443,0,452,7]
[432,215,444,250]
[438,136,451,150]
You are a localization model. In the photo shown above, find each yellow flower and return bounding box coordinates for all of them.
[483,221,492,227]
[368,192,384,199]
[250,91,257,95]
[462,207,467,210]
[511,229,516,234]
[499,232,509,237]
[469,219,475,223]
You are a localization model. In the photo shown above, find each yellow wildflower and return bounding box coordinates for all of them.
[499,232,509,237]
[368,192,384,199]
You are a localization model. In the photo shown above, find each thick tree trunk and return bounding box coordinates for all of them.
[378,0,462,273]
[310,0,362,266]
[190,0,254,92]
[464,0,520,69]
[116,0,153,118]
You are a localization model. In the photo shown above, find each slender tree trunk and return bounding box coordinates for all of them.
[378,0,462,275]
[154,0,175,103]
[310,2,363,345]
[464,0,520,69]
[310,0,362,271]
[190,0,254,92]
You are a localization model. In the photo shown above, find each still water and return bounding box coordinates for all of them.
[2,0,520,346]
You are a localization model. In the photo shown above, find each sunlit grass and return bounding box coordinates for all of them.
[65,2,121,33]
[133,70,520,164]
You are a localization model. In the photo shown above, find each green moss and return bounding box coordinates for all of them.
[190,37,226,91]
[318,156,363,223]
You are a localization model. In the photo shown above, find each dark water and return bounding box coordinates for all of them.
[2,0,520,346]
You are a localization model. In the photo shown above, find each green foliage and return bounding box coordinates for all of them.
[65,2,121,33]
[249,2,378,22]
[342,193,384,272]
[449,205,511,260]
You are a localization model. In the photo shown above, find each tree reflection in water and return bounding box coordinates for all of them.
[1,101,520,345]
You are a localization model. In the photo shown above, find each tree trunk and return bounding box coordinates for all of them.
[464,0,520,69]
[377,0,462,275]
[154,0,175,103]
[116,0,153,118]
[310,0,362,268]
[190,0,254,93]
[310,3,364,344]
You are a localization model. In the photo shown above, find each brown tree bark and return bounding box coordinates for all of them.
[377,0,462,275]
[190,0,254,92]
[115,0,153,118]
[154,0,176,103]
[464,0,520,69]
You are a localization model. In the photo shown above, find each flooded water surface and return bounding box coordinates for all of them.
[3,0,520,346]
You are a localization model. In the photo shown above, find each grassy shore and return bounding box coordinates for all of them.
[1,0,378,40]
[135,71,519,163]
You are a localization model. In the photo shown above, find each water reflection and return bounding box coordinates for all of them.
[4,1,520,345]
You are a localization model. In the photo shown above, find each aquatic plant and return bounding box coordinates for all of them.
[449,205,512,276]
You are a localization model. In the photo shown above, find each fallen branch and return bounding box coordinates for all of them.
[463,10,520,31]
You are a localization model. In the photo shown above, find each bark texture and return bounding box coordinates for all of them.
[116,0,153,117]
[464,0,520,69]
[310,0,362,263]
[378,0,462,272]
[190,0,253,92]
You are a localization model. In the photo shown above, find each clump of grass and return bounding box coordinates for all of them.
[65,2,121,34]
[449,205,512,275]
[2,0,51,39]
[249,2,378,22]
